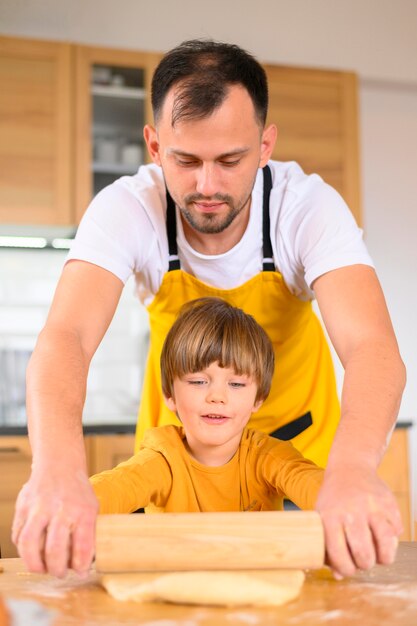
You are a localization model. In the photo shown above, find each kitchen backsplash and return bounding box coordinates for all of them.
[0,249,149,426]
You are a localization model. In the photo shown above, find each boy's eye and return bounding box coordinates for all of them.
[229,382,246,388]
[187,379,206,385]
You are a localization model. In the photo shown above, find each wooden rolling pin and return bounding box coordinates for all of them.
[95,511,324,573]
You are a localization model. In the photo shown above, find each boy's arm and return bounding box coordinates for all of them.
[90,450,173,514]
[263,442,324,510]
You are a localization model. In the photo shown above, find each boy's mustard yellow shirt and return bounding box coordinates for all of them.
[90,426,324,513]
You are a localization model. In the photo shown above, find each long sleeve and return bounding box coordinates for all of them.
[239,430,324,510]
[260,440,324,509]
[90,448,173,513]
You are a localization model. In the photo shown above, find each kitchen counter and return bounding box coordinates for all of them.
[0,543,416,625]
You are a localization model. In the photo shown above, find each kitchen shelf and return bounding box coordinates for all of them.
[92,161,140,175]
[92,84,146,100]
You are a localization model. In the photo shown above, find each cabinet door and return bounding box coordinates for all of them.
[0,435,97,558]
[87,433,136,475]
[74,45,161,222]
[0,436,32,558]
[0,36,72,224]
[264,65,361,224]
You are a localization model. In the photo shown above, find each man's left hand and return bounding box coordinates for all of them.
[315,465,403,579]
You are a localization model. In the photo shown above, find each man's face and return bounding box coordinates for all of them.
[144,85,277,237]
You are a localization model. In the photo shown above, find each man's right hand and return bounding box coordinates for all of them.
[12,465,99,578]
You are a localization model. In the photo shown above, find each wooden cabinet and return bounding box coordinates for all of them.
[264,65,361,224]
[0,35,362,227]
[0,436,32,558]
[0,36,72,224]
[0,432,135,556]
[0,35,160,225]
[0,435,95,558]
[0,428,410,560]
[87,433,135,475]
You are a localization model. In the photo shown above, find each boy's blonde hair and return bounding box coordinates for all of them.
[161,297,274,403]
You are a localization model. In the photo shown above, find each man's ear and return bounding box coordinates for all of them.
[164,394,177,413]
[143,124,162,166]
[259,123,277,168]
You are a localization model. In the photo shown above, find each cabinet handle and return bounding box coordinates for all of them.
[0,447,22,453]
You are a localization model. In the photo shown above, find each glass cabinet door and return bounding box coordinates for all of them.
[74,46,161,223]
[91,64,145,196]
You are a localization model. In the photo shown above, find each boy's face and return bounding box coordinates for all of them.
[164,361,263,466]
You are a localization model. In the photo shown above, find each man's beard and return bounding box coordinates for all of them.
[179,192,251,234]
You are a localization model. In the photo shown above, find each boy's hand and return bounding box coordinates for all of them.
[315,465,403,579]
[12,464,98,578]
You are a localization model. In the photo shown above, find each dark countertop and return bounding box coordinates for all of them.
[0,421,413,437]
[0,423,136,436]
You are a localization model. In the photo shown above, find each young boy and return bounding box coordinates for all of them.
[90,297,324,513]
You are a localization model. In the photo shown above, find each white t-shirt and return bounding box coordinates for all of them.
[67,160,373,305]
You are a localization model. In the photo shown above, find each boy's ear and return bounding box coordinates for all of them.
[252,398,264,413]
[164,395,177,413]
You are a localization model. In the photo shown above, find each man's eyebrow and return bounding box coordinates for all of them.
[167,148,250,159]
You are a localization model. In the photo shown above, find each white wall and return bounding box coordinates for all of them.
[0,250,149,425]
[1,0,416,509]
[1,0,417,83]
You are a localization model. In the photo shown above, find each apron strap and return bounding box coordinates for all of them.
[262,165,275,271]
[165,164,275,272]
[166,189,180,271]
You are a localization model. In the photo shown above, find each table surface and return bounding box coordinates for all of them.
[1,543,416,626]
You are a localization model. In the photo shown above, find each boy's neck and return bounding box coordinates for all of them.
[184,438,240,467]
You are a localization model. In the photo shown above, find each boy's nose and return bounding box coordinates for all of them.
[206,386,227,404]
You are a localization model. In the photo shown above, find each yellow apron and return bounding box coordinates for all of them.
[135,166,340,468]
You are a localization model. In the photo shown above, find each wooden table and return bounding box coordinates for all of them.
[1,543,416,626]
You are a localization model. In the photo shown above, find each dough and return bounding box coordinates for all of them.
[101,569,305,607]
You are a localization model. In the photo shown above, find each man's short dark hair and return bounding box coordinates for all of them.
[151,39,268,127]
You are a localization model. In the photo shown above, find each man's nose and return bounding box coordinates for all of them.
[195,163,218,197]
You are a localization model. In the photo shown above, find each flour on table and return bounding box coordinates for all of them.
[5,599,56,626]
[101,569,305,607]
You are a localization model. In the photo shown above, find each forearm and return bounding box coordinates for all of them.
[90,474,148,514]
[327,338,406,472]
[26,325,90,472]
[287,467,324,511]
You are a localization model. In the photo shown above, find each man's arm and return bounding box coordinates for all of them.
[313,264,406,578]
[12,260,124,578]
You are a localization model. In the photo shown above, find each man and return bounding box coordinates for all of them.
[13,40,405,580]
